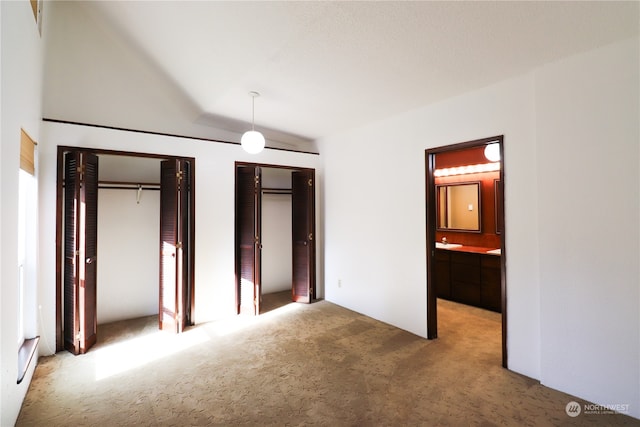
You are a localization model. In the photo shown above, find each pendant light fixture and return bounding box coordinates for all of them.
[241,91,265,154]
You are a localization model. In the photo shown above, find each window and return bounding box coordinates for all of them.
[17,130,39,383]
[18,169,36,342]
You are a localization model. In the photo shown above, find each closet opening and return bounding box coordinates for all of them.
[425,136,507,368]
[235,162,316,315]
[54,147,195,355]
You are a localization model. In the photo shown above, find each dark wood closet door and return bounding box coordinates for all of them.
[291,169,316,303]
[160,159,190,332]
[182,161,193,326]
[63,151,98,354]
[235,165,262,315]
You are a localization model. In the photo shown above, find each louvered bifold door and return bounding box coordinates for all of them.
[159,159,190,332]
[63,151,98,354]
[291,169,316,303]
[63,152,80,354]
[181,160,192,328]
[236,166,262,315]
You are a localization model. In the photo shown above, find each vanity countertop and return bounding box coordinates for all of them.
[437,245,501,255]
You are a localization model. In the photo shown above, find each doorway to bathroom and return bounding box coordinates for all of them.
[425,135,506,367]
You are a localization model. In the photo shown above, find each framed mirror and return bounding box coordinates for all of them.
[495,179,502,234]
[436,181,481,232]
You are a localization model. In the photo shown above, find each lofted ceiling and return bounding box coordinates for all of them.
[48,1,639,151]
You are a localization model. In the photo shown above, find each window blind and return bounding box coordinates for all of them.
[20,129,36,175]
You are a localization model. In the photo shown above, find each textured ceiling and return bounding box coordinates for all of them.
[70,1,638,145]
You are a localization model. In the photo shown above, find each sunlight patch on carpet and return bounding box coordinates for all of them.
[206,302,303,337]
[94,327,210,381]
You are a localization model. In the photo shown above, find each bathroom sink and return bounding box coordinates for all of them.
[486,248,501,255]
[436,242,462,249]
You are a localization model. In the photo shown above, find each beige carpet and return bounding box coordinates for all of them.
[17,294,638,426]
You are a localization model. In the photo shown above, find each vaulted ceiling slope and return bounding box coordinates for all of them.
[43,1,639,153]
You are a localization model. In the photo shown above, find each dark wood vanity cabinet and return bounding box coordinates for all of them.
[435,249,501,312]
[434,250,452,299]
[480,255,501,312]
[451,252,482,307]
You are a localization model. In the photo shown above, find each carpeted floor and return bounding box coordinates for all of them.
[17,294,639,426]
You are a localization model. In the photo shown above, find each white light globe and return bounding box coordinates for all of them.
[484,143,500,162]
[241,130,265,154]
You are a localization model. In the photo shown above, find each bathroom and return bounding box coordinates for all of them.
[431,141,503,314]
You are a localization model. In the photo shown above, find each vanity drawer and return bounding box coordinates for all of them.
[450,251,480,266]
[481,254,501,269]
[451,280,482,306]
[481,269,501,312]
[435,249,451,261]
[481,254,501,312]
[451,252,481,285]
[434,250,451,298]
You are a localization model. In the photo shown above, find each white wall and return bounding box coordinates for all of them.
[319,37,638,418]
[535,37,639,415]
[0,2,43,425]
[261,193,293,294]
[97,188,159,324]
[320,73,538,350]
[37,120,323,348]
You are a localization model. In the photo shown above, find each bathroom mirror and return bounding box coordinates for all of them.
[495,179,502,234]
[436,182,481,232]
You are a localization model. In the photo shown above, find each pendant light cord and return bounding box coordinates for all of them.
[248,91,260,131]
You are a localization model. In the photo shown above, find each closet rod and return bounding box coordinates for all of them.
[98,185,160,191]
[262,187,292,195]
[100,180,160,187]
[62,180,161,190]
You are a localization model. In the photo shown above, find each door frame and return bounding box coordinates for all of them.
[234,161,317,314]
[55,146,196,352]
[425,135,507,368]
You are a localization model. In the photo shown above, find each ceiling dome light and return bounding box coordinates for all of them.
[241,91,265,154]
[484,143,500,162]
[241,130,265,154]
